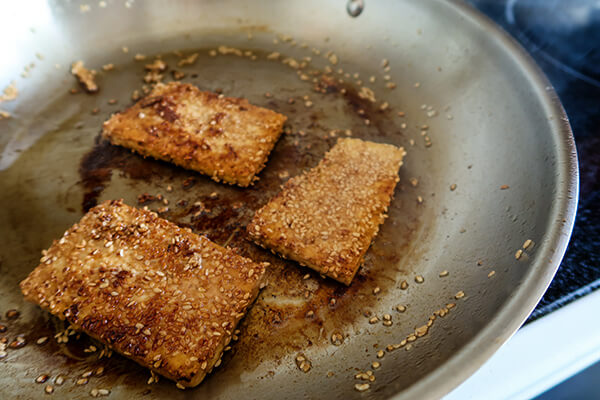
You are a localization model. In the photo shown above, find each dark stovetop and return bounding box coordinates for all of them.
[467,0,600,322]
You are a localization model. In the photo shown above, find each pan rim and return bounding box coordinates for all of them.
[392,1,580,399]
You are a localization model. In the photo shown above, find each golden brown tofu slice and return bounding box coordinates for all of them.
[247,138,405,285]
[20,200,268,387]
[102,82,287,186]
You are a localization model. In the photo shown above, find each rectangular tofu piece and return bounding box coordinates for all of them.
[20,200,268,387]
[102,82,287,186]
[247,138,405,285]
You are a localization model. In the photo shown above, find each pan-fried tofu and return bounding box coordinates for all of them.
[247,138,405,285]
[20,200,268,387]
[102,82,287,186]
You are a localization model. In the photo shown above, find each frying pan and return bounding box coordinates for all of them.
[0,0,578,398]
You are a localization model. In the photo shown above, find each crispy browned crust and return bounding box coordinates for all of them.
[102,82,287,186]
[247,138,405,285]
[20,200,267,387]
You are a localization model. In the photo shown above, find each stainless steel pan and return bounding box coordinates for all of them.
[0,0,578,398]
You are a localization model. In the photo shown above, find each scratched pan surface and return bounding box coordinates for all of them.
[0,0,577,399]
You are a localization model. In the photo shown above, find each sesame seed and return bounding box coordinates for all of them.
[450,183,457,191]
[45,385,54,394]
[369,316,379,324]
[415,275,424,283]
[515,249,523,260]
[372,361,381,369]
[176,382,186,390]
[91,389,99,397]
[383,320,393,326]
[455,291,465,299]
[400,280,408,290]
[376,350,384,358]
[98,389,110,396]
[373,287,381,295]
[331,332,343,346]
[395,305,406,313]
[439,270,449,277]
[383,314,392,321]
[77,378,89,385]
[415,325,428,337]
[523,239,533,249]
[36,374,49,383]
[355,383,370,392]
[488,270,496,278]
[500,184,510,190]
[36,337,48,345]
[54,376,64,385]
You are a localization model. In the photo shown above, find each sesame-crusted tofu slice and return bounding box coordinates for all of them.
[20,200,268,387]
[247,138,405,285]
[102,82,287,186]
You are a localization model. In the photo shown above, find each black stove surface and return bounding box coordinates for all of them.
[467,0,600,322]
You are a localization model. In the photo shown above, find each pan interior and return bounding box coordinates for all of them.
[0,1,573,399]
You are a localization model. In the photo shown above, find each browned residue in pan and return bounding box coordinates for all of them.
[55,56,423,384]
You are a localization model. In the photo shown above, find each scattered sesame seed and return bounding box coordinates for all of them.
[54,376,65,386]
[488,270,496,278]
[400,280,409,290]
[523,239,533,249]
[45,385,54,394]
[373,287,381,295]
[376,350,384,358]
[415,325,428,337]
[500,184,510,190]
[372,361,381,369]
[415,275,424,283]
[395,305,406,313]
[416,195,423,204]
[295,354,312,372]
[36,374,49,383]
[439,270,449,277]
[450,183,457,191]
[369,316,379,324]
[36,336,48,345]
[455,291,465,299]
[6,309,20,319]
[330,332,344,346]
[355,383,370,392]
[515,249,523,260]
